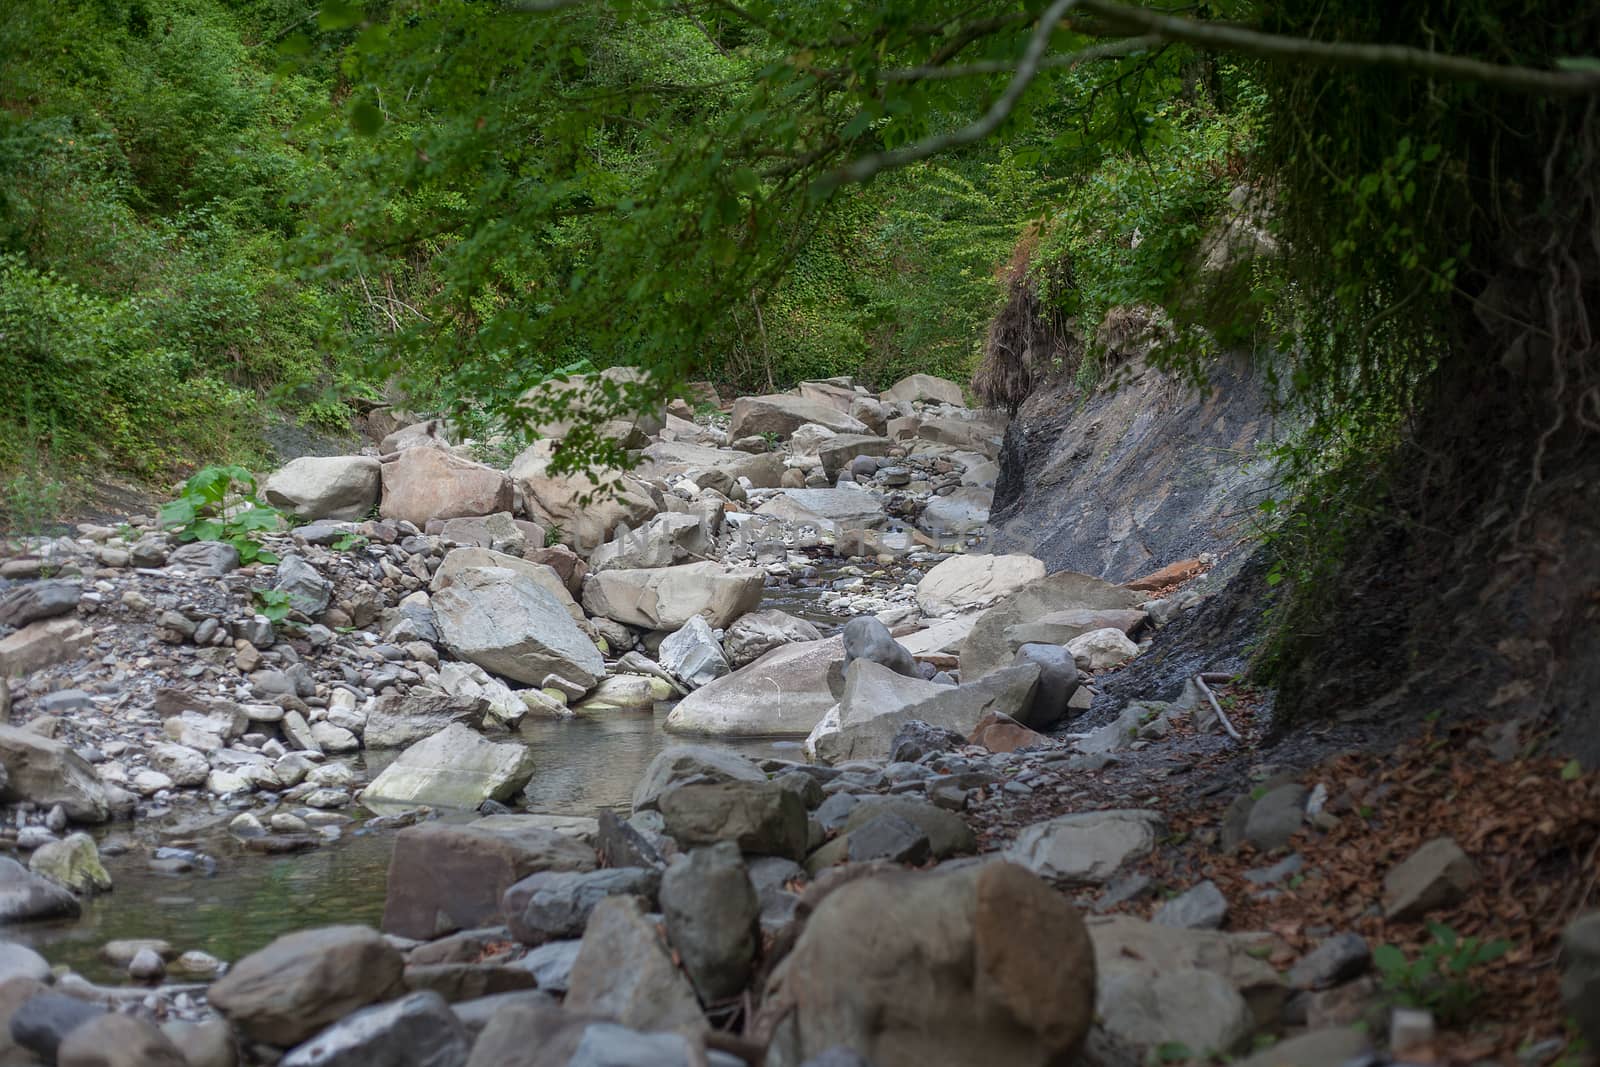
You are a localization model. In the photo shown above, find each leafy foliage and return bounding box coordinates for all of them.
[251,588,295,625]
[1373,923,1510,1025]
[159,465,282,565]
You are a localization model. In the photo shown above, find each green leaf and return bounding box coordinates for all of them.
[1155,1042,1193,1063]
[351,100,384,136]
[1561,758,1582,781]
[1372,944,1408,976]
[159,499,197,528]
[318,1,364,31]
[190,519,225,542]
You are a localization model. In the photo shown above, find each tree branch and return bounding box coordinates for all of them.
[1076,0,1600,95]
[818,0,1083,190]
[881,35,1160,82]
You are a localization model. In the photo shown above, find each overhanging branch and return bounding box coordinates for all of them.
[1077,0,1600,95]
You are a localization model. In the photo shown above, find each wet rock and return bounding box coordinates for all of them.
[380,448,514,526]
[764,861,1093,1067]
[28,834,111,895]
[432,567,603,689]
[1154,881,1228,930]
[0,580,80,629]
[1100,969,1254,1058]
[10,991,107,1061]
[723,611,823,668]
[382,818,597,940]
[208,925,405,1047]
[1382,836,1479,922]
[364,723,536,810]
[658,617,730,689]
[504,867,661,946]
[280,990,469,1067]
[564,896,703,1032]
[0,857,82,923]
[630,745,767,813]
[265,456,382,522]
[915,554,1044,616]
[128,946,166,981]
[1561,911,1600,1049]
[660,843,758,1001]
[1006,810,1164,885]
[582,561,764,631]
[659,780,809,861]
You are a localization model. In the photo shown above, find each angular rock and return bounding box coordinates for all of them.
[1154,880,1228,930]
[504,867,661,946]
[588,513,710,573]
[1100,969,1254,1057]
[279,990,470,1067]
[565,896,703,1032]
[207,925,405,1047]
[364,723,536,810]
[1230,1027,1371,1067]
[1009,642,1081,730]
[841,797,975,859]
[582,562,763,631]
[631,746,767,813]
[763,862,1093,1067]
[510,450,659,554]
[1086,915,1287,1026]
[383,818,597,940]
[1289,933,1371,991]
[166,541,240,576]
[433,567,602,688]
[1004,608,1148,647]
[275,555,334,616]
[889,720,966,763]
[1066,627,1140,671]
[265,456,382,522]
[659,780,808,860]
[815,662,1039,764]
[363,689,485,750]
[430,548,580,619]
[0,580,80,629]
[916,554,1046,617]
[755,489,886,531]
[918,487,992,537]
[57,1013,187,1067]
[728,395,869,440]
[380,448,514,526]
[1242,784,1309,853]
[10,991,107,1062]
[664,636,844,738]
[0,619,93,677]
[1006,810,1165,884]
[846,812,931,865]
[0,727,109,823]
[723,611,824,669]
[968,711,1049,754]
[1382,836,1479,921]
[960,570,1144,681]
[658,617,730,689]
[660,843,759,1001]
[882,373,964,407]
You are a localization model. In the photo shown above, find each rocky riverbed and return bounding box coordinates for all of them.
[0,371,1594,1067]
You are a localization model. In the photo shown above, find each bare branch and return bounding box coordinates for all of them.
[1077,0,1600,95]
[819,0,1083,190]
[882,35,1160,82]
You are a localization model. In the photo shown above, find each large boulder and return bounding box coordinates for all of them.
[1086,914,1287,1030]
[264,457,382,521]
[728,395,869,440]
[756,489,887,531]
[916,415,1005,458]
[363,723,536,810]
[503,867,660,946]
[208,925,406,1047]
[960,570,1145,681]
[639,441,787,489]
[0,856,82,923]
[28,833,111,894]
[279,991,470,1067]
[663,637,843,737]
[813,662,1040,764]
[881,374,965,407]
[380,449,513,526]
[723,610,822,668]
[509,448,659,554]
[660,843,758,1001]
[762,862,1094,1067]
[658,616,730,689]
[383,818,597,940]
[0,726,110,823]
[817,436,893,479]
[588,513,712,573]
[518,366,665,447]
[1100,969,1255,1057]
[0,619,93,677]
[431,567,602,688]
[1006,810,1165,884]
[631,745,768,813]
[0,580,80,629]
[565,896,703,1032]
[916,554,1046,617]
[582,562,763,631]
[430,548,582,621]
[918,487,993,537]
[658,780,809,860]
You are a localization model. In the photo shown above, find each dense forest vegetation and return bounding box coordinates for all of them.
[4,0,1597,740]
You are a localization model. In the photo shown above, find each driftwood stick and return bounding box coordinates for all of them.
[1194,673,1243,742]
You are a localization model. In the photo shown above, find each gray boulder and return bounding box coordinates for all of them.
[1010,643,1081,730]
[631,745,767,813]
[1562,911,1600,1049]
[264,456,382,521]
[432,567,603,688]
[660,843,759,1001]
[57,1012,189,1067]
[363,723,536,810]
[0,580,80,629]
[0,857,81,923]
[504,868,661,946]
[841,616,918,678]
[1382,836,1479,921]
[363,689,486,750]
[280,991,470,1067]
[1100,969,1254,1058]
[275,555,334,616]
[582,561,764,631]
[1006,810,1165,884]
[723,610,822,668]
[588,513,711,572]
[1154,881,1228,930]
[664,636,844,738]
[166,541,240,576]
[659,780,809,860]
[10,992,108,1062]
[728,394,869,440]
[564,896,703,1032]
[960,570,1144,681]
[0,727,110,823]
[658,617,730,689]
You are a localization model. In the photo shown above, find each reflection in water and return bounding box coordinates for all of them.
[13,712,792,981]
